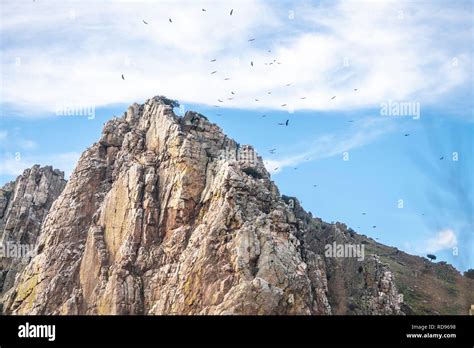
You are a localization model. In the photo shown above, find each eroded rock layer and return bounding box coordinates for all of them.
[0,165,66,305]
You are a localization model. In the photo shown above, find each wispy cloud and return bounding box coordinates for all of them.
[425,228,458,253]
[263,117,396,173]
[1,0,471,116]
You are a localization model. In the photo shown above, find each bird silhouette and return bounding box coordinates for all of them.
[248,38,255,41]
[331,96,336,99]
[142,20,148,24]
[217,99,223,102]
[267,92,272,94]
[372,225,377,228]
[231,91,235,95]
[255,99,259,101]
[354,88,358,91]
[251,61,253,66]
[262,114,267,118]
[313,184,318,187]
[404,133,410,136]
[202,8,206,12]
[211,71,217,74]
[210,59,216,62]
[300,97,306,99]
[439,156,444,160]
[281,103,287,107]
[224,77,230,80]
[121,74,125,80]
[230,9,233,16]
[269,149,276,154]
[169,18,172,23]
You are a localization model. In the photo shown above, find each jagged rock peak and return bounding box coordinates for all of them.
[0,165,66,304]
[2,97,405,315]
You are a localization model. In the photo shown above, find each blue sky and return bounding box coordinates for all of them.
[0,0,473,271]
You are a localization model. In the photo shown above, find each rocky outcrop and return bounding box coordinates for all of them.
[0,165,66,306]
[0,96,427,314]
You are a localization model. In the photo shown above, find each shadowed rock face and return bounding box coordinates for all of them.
[0,165,66,306]
[2,96,470,315]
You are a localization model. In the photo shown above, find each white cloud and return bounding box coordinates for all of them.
[425,229,458,253]
[0,0,471,116]
[263,117,396,173]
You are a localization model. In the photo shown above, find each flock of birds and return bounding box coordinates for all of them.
[117,7,448,244]
[121,7,356,127]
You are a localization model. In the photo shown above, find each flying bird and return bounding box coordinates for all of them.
[142,20,148,24]
[211,71,217,74]
[286,83,291,86]
[354,88,358,91]
[281,104,287,107]
[331,96,336,99]
[372,225,377,228]
[169,18,172,23]
[300,97,306,99]
[231,91,235,95]
[230,9,233,16]
[210,59,216,62]
[286,119,289,126]
[348,120,354,123]
[274,167,279,171]
[269,149,276,154]
[362,212,366,215]
[255,99,259,101]
[278,120,289,126]
[267,91,272,94]
[404,133,410,136]
[217,99,223,102]
[202,8,206,11]
[251,61,254,66]
[121,74,125,80]
[313,185,318,187]
[224,77,230,80]
[439,156,444,160]
[262,114,267,118]
[248,38,255,41]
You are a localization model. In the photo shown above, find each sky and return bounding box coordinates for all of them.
[0,0,473,271]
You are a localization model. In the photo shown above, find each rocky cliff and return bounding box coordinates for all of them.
[0,165,66,308]
[1,96,472,315]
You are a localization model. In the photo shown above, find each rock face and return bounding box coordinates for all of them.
[0,165,66,306]
[2,96,471,315]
